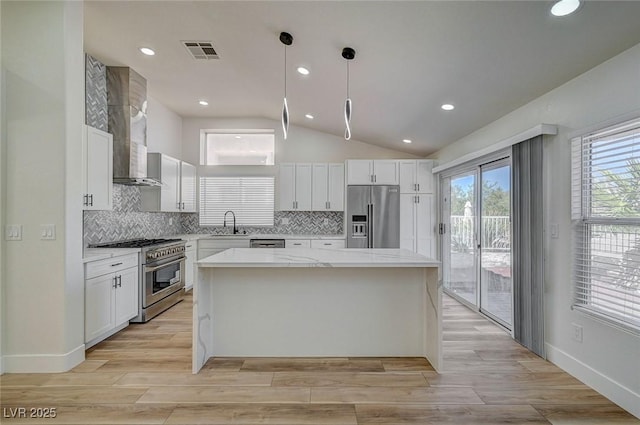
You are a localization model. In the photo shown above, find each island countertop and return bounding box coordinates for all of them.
[197,247,440,268]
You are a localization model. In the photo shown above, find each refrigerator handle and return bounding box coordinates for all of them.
[368,203,374,248]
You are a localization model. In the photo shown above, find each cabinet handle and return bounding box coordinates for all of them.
[83,194,88,206]
[110,262,123,267]
[370,175,374,183]
[186,244,193,248]
[417,196,420,203]
[118,275,122,287]
[89,194,94,206]
[374,175,377,183]
[113,276,118,288]
[323,243,331,246]
[182,202,185,210]
[417,184,420,191]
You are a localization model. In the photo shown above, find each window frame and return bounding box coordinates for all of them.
[199,129,275,166]
[571,117,640,334]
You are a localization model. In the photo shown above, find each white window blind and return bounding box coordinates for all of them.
[571,118,640,332]
[199,177,274,226]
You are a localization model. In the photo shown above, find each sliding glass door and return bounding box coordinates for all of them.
[441,157,513,329]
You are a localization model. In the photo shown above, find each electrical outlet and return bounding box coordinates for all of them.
[6,224,22,241]
[281,217,289,225]
[550,223,559,239]
[169,218,173,225]
[571,323,583,343]
[323,218,329,226]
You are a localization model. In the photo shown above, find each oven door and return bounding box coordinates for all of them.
[143,256,185,308]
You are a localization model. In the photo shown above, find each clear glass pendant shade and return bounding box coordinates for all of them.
[282,97,289,140]
[344,98,352,140]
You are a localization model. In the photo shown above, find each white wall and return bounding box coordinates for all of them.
[147,95,182,159]
[433,43,640,417]
[182,117,416,166]
[1,1,85,372]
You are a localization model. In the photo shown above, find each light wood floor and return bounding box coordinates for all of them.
[1,291,637,424]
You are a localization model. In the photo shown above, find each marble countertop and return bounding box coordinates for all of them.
[197,248,440,268]
[82,248,141,263]
[174,233,345,241]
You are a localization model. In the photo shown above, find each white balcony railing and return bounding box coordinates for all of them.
[450,216,510,252]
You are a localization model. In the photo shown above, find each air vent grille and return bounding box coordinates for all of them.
[182,41,219,60]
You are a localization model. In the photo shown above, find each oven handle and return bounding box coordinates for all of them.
[144,257,184,272]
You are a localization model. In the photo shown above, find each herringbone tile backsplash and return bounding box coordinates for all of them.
[85,54,108,131]
[84,185,344,245]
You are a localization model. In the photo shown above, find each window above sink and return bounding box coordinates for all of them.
[200,130,275,165]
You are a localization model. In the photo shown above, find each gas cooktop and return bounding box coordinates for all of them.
[89,238,182,249]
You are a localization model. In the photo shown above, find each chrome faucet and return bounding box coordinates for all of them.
[223,211,238,234]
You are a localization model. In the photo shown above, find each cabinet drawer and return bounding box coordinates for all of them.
[198,239,250,249]
[310,239,345,249]
[286,239,311,248]
[85,253,139,280]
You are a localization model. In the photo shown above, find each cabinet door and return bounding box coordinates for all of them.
[399,160,417,193]
[184,245,196,290]
[373,160,399,185]
[346,160,372,185]
[295,164,313,211]
[278,163,296,211]
[85,273,115,342]
[399,194,416,252]
[180,162,197,212]
[161,155,181,212]
[415,194,435,258]
[327,163,345,211]
[84,126,113,210]
[114,266,139,325]
[416,160,434,193]
[312,164,329,211]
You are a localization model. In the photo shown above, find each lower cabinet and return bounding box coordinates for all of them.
[184,242,196,290]
[85,253,139,347]
[310,239,345,249]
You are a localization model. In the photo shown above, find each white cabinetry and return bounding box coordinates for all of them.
[399,160,434,194]
[198,238,250,260]
[85,253,138,347]
[180,161,197,212]
[184,241,196,290]
[346,160,398,185]
[82,125,113,210]
[286,239,311,248]
[141,154,196,212]
[400,194,436,258]
[312,163,344,211]
[278,163,312,211]
[310,239,345,249]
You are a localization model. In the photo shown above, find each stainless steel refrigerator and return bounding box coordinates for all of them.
[346,185,400,248]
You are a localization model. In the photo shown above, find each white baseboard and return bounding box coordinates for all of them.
[2,344,85,373]
[546,343,640,419]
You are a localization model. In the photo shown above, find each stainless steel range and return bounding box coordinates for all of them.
[89,238,186,322]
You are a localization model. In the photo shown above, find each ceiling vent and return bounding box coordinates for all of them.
[182,41,219,60]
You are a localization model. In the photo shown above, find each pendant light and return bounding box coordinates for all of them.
[342,47,355,140]
[279,32,293,140]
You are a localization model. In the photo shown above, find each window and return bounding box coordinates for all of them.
[571,118,640,332]
[199,177,274,226]
[201,131,275,165]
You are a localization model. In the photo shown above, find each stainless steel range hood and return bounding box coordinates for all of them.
[107,66,160,186]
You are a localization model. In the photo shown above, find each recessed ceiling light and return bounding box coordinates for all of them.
[297,67,310,75]
[402,139,412,144]
[139,47,155,56]
[441,104,455,111]
[305,114,314,119]
[551,0,580,16]
[235,136,242,139]
[198,100,209,106]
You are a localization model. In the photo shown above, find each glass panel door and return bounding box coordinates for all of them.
[479,160,512,327]
[443,172,478,306]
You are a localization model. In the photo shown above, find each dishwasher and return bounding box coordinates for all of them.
[249,239,285,248]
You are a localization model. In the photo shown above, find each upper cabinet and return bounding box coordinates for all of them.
[83,125,113,210]
[141,153,196,212]
[180,161,197,213]
[399,159,434,193]
[278,163,312,211]
[311,163,344,211]
[346,160,398,185]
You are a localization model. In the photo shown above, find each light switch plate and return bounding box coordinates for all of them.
[6,224,22,241]
[550,223,559,239]
[40,224,56,240]
[281,217,290,225]
[323,218,329,226]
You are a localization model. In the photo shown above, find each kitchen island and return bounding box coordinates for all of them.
[193,248,441,373]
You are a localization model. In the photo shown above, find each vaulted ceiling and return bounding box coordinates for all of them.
[84,1,640,156]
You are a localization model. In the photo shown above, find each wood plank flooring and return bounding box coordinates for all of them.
[1,291,637,424]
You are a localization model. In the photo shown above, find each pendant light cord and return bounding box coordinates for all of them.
[346,60,350,98]
[284,45,287,98]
